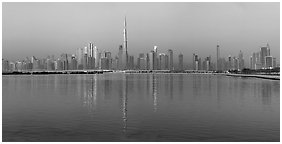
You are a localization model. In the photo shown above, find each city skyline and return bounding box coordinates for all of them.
[3,2,280,64]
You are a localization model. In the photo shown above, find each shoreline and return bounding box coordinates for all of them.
[225,73,280,80]
[2,71,280,80]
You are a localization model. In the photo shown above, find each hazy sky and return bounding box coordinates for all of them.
[3,2,280,65]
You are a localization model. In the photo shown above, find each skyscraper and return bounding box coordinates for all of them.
[216,43,220,71]
[159,53,166,70]
[83,47,88,69]
[238,50,244,70]
[88,43,95,69]
[249,56,253,69]
[77,48,84,70]
[118,45,123,70]
[228,55,232,70]
[252,52,256,69]
[265,56,273,69]
[123,16,128,69]
[167,49,173,70]
[153,46,158,70]
[128,55,134,70]
[203,56,211,71]
[94,46,98,69]
[70,54,77,70]
[260,46,268,68]
[273,57,276,68]
[178,53,183,71]
[149,51,155,70]
[267,43,270,56]
[193,53,200,70]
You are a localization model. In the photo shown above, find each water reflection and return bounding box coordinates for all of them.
[178,74,183,100]
[81,75,97,114]
[261,81,272,105]
[104,74,111,100]
[169,74,173,100]
[3,74,280,141]
[121,74,128,132]
[152,74,158,112]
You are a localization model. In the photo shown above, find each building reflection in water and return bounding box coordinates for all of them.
[81,75,97,114]
[118,74,128,133]
[104,74,111,100]
[178,74,183,100]
[192,75,200,98]
[169,74,173,100]
[261,81,272,105]
[152,74,158,112]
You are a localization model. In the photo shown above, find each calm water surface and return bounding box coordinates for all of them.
[2,74,280,141]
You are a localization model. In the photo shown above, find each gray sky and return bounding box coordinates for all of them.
[3,2,280,65]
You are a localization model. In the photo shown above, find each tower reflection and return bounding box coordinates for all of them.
[119,74,128,133]
[261,81,272,105]
[152,74,158,112]
[81,75,97,114]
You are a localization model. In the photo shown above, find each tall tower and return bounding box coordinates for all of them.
[123,16,128,69]
[94,46,98,68]
[216,43,220,71]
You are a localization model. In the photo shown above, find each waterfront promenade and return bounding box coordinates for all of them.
[225,73,280,80]
[2,70,279,80]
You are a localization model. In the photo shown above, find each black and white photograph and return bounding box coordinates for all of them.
[2,2,280,142]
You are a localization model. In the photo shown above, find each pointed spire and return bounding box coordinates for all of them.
[124,16,127,28]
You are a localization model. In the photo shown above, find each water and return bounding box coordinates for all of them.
[2,73,280,142]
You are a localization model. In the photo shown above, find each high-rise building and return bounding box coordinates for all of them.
[260,46,268,68]
[97,52,101,69]
[70,55,77,70]
[227,55,232,70]
[83,47,88,69]
[233,57,239,70]
[216,43,220,71]
[165,55,169,70]
[94,46,98,69]
[265,56,273,69]
[273,57,276,68]
[46,59,54,71]
[178,53,183,70]
[267,43,270,56]
[198,58,202,70]
[238,50,244,70]
[153,46,159,70]
[137,53,147,70]
[118,45,123,70]
[55,59,62,70]
[61,54,69,70]
[128,55,134,70]
[167,49,173,70]
[3,59,10,72]
[9,62,16,71]
[255,52,261,69]
[146,53,150,70]
[203,56,211,71]
[251,52,256,69]
[87,43,95,69]
[149,51,155,70]
[123,16,128,69]
[77,48,84,70]
[112,56,119,70]
[105,51,112,70]
[159,53,166,70]
[250,56,253,69]
[193,53,200,70]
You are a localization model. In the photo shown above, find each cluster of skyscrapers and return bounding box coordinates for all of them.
[214,44,246,72]
[250,43,277,70]
[2,17,279,73]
